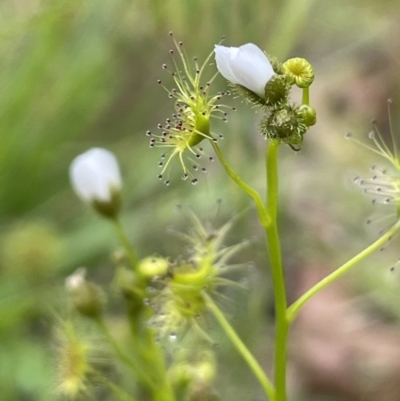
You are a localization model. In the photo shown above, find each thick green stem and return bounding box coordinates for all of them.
[112,218,139,269]
[212,138,288,400]
[204,293,276,401]
[210,140,270,227]
[265,139,288,401]
[287,219,400,322]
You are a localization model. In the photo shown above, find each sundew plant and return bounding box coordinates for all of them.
[61,34,400,401]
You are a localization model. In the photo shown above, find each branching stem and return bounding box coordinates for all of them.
[287,219,400,322]
[204,292,276,401]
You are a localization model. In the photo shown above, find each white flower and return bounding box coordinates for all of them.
[214,43,274,98]
[69,148,122,216]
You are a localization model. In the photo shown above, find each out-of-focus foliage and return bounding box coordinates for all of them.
[1,0,400,400]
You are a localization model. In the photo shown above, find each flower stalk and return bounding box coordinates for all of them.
[111,218,139,269]
[203,292,276,401]
[287,219,400,322]
[264,139,288,401]
[210,140,270,227]
[210,137,289,401]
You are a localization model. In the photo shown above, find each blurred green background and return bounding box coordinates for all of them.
[1,0,400,400]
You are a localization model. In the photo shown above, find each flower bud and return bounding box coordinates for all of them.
[137,256,169,279]
[194,352,216,384]
[69,148,122,219]
[282,57,314,88]
[65,268,104,318]
[169,362,193,388]
[214,43,274,98]
[169,351,216,389]
[263,75,290,107]
[114,267,145,316]
[297,104,317,126]
[260,105,308,147]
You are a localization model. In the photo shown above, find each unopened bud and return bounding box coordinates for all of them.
[263,75,290,106]
[195,352,216,384]
[66,268,104,318]
[138,256,169,279]
[169,362,193,388]
[114,267,145,315]
[69,148,122,219]
[297,104,317,126]
[282,58,314,88]
[260,105,307,146]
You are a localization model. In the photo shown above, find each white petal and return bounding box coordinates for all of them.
[214,45,240,85]
[230,44,274,97]
[215,43,274,98]
[69,148,122,203]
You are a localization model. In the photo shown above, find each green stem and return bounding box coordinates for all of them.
[140,327,176,401]
[204,293,276,401]
[287,219,400,322]
[266,140,280,217]
[210,140,270,227]
[93,370,139,401]
[97,318,176,401]
[265,139,288,401]
[94,318,156,392]
[122,299,175,401]
[212,138,288,400]
[112,218,139,269]
[302,87,309,105]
